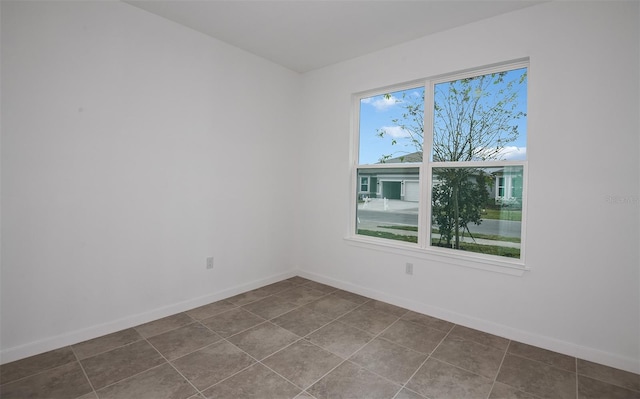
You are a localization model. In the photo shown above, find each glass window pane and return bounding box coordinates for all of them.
[431,166,523,258]
[359,177,369,192]
[359,87,425,165]
[432,67,527,162]
[357,167,420,243]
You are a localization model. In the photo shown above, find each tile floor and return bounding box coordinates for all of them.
[1,276,639,399]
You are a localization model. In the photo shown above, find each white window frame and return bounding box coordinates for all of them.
[347,60,530,276]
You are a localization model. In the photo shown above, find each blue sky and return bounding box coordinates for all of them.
[359,68,528,165]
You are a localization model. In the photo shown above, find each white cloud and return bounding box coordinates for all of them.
[498,146,527,160]
[473,146,526,161]
[363,95,400,111]
[380,126,411,138]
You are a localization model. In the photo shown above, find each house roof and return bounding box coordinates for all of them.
[381,152,423,164]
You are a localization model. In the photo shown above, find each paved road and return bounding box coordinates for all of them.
[357,209,521,238]
[357,209,418,226]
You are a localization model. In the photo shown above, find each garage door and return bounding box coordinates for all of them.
[404,180,420,202]
[382,181,402,200]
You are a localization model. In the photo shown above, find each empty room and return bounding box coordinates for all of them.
[1,1,639,398]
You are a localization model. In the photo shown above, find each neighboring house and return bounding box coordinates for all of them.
[493,169,523,207]
[358,168,420,202]
[358,151,421,201]
[358,152,522,207]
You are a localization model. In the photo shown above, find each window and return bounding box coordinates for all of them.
[352,61,528,265]
[359,177,370,194]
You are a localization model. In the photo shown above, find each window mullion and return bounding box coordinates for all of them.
[419,81,435,249]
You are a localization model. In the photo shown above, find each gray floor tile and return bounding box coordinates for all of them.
[72,328,142,360]
[302,296,359,319]
[448,325,510,351]
[400,311,454,333]
[307,321,374,358]
[330,290,371,305]
[578,374,640,399]
[508,341,576,372]
[0,346,76,385]
[227,322,299,360]
[263,340,343,389]
[496,353,576,399]
[287,276,312,285]
[258,280,298,296]
[147,323,220,360]
[407,358,493,399]
[394,388,427,399]
[577,358,640,392]
[489,382,539,399]
[302,281,339,294]
[0,361,93,399]
[432,335,506,379]
[96,363,196,399]
[307,361,400,399]
[201,363,301,399]
[77,392,99,399]
[275,285,328,307]
[172,340,255,390]
[201,307,265,338]
[338,306,398,335]
[360,300,408,317]
[272,308,333,337]
[185,300,237,320]
[135,313,194,338]
[349,338,426,385]
[8,278,637,399]
[380,319,447,354]
[226,289,272,306]
[242,295,298,319]
[80,340,165,389]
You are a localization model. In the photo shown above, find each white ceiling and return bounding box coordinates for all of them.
[124,0,544,73]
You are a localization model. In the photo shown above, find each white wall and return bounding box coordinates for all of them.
[297,2,640,373]
[2,0,639,375]
[1,1,301,361]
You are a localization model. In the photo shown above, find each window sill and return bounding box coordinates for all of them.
[343,235,529,276]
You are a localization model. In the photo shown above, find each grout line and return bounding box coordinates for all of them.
[70,346,98,398]
[192,334,303,394]
[72,335,146,362]
[144,336,204,396]
[506,351,578,374]
[394,321,454,397]
[95,362,175,395]
[575,357,579,399]
[10,276,638,399]
[0,352,78,388]
[486,338,512,399]
[185,356,257,395]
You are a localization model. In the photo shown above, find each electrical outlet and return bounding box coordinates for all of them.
[206,257,214,269]
[405,262,413,275]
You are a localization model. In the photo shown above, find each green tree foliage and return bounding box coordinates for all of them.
[432,70,526,163]
[376,91,424,163]
[432,168,490,249]
[378,68,527,250]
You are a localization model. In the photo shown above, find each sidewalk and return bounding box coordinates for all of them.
[356,200,520,249]
[358,198,419,213]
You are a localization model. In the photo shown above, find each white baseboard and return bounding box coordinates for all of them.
[0,271,295,365]
[296,269,640,375]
